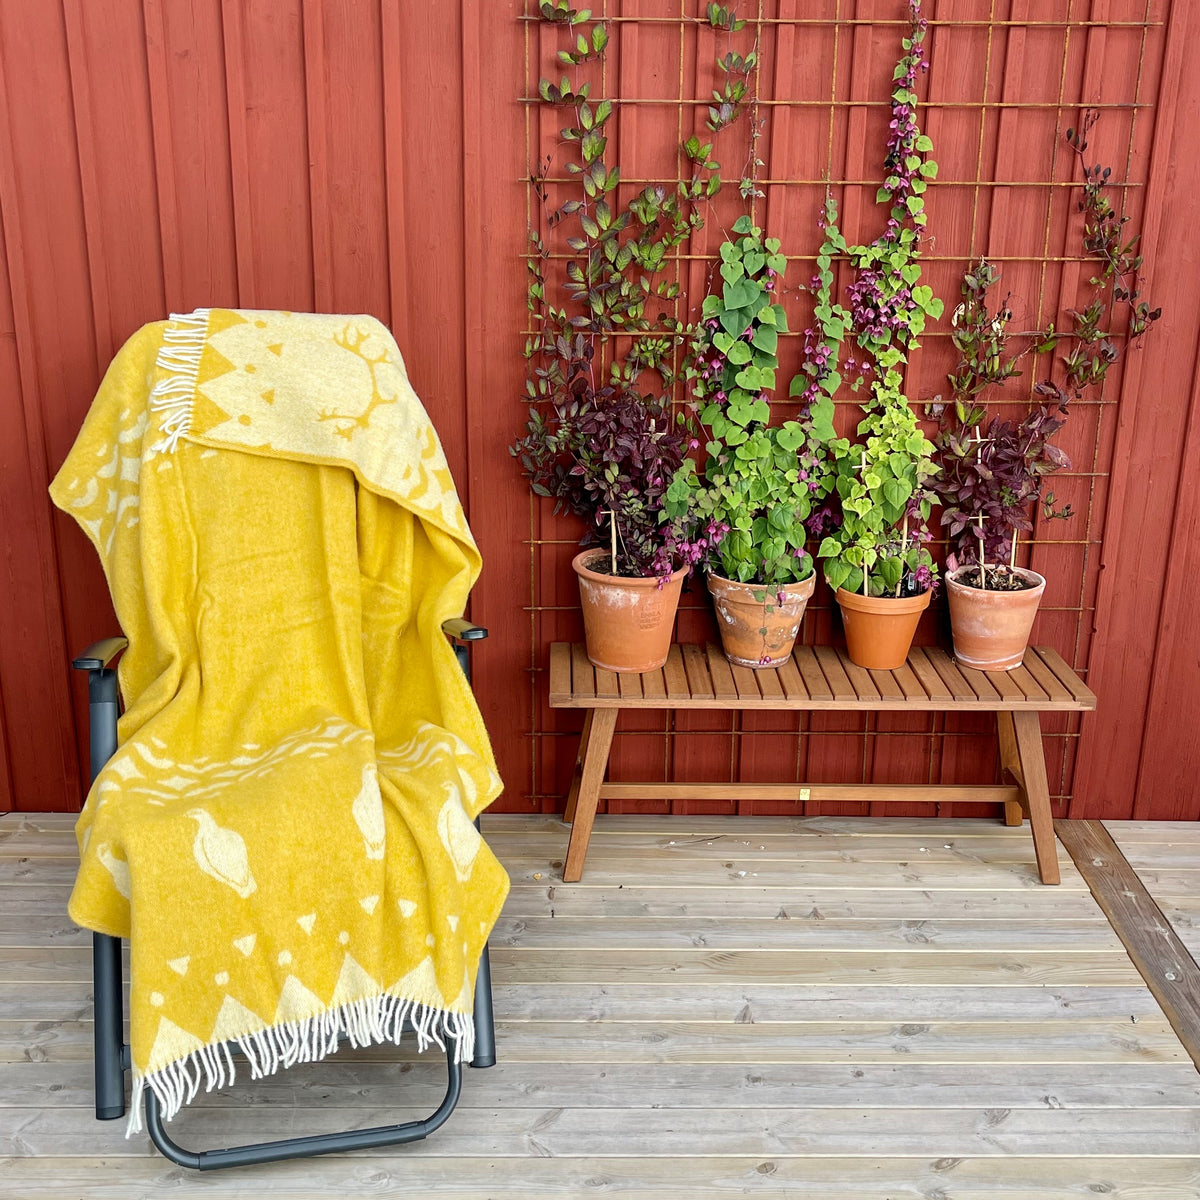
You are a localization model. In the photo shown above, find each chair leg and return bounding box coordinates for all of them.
[93,932,126,1120]
[470,942,497,1069]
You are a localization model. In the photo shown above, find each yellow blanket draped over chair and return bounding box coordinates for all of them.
[50,309,509,1130]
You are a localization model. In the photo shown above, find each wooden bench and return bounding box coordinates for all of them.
[548,641,1096,885]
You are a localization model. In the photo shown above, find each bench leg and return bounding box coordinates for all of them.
[1011,711,1061,885]
[562,708,617,884]
[563,711,595,825]
[995,712,1025,827]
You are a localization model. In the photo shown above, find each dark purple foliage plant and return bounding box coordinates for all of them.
[512,3,749,578]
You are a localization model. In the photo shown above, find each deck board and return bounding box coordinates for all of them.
[3,812,1199,1197]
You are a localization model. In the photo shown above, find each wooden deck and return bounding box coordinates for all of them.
[5,812,1200,1197]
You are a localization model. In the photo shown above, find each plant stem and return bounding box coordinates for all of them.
[896,515,908,598]
[610,509,617,575]
[1010,530,1018,569]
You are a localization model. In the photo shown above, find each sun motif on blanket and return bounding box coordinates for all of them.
[316,324,401,440]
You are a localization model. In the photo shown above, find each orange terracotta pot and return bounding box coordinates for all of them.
[835,586,931,670]
[572,550,685,673]
[706,571,816,668]
[946,565,1046,671]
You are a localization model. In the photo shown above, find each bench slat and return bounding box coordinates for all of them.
[891,661,925,701]
[756,666,785,701]
[869,668,906,702]
[682,644,715,699]
[571,643,596,700]
[840,656,880,702]
[663,645,690,700]
[1009,663,1049,703]
[1021,649,1074,705]
[956,661,1002,703]
[618,670,643,700]
[595,664,620,698]
[987,667,1026,703]
[642,664,667,700]
[812,646,854,701]
[705,644,738,701]
[795,647,834,701]
[775,657,809,702]
[729,661,762,701]
[1032,646,1097,707]
[907,648,951,701]
[923,647,975,702]
[549,642,572,704]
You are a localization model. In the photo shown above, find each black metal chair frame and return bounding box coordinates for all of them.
[72,619,496,1170]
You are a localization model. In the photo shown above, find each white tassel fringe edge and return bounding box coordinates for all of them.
[126,990,475,1136]
[149,308,211,455]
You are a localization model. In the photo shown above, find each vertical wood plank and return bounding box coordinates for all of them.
[219,0,255,305]
[301,0,332,311]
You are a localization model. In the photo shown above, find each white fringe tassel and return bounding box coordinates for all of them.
[148,308,211,455]
[126,992,475,1136]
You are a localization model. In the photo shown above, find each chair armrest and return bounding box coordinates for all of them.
[72,637,129,672]
[441,618,488,644]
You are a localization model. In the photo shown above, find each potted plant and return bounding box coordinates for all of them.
[933,262,1066,670]
[804,1,944,669]
[933,113,1160,670]
[662,217,830,668]
[820,366,941,669]
[513,337,690,672]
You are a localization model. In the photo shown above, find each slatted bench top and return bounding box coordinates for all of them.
[548,641,1096,712]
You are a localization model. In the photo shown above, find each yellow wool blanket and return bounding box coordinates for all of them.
[50,309,508,1131]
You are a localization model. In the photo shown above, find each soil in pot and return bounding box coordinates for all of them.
[573,549,685,673]
[835,586,931,670]
[946,565,1046,671]
[707,571,816,668]
[951,564,1038,592]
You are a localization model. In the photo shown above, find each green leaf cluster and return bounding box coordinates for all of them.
[818,367,938,596]
[664,423,817,587]
[663,219,828,587]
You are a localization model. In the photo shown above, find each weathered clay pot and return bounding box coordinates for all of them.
[835,586,931,670]
[572,550,685,673]
[946,565,1046,671]
[707,571,816,668]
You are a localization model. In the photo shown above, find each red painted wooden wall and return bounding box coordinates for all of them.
[1,0,1195,820]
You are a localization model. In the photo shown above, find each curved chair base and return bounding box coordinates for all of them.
[144,1039,464,1171]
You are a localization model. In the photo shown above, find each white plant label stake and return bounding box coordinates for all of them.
[853,450,871,596]
[973,513,988,589]
[971,428,993,588]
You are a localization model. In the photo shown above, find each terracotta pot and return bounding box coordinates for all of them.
[946,565,1046,671]
[706,571,816,668]
[572,550,685,673]
[836,586,931,670]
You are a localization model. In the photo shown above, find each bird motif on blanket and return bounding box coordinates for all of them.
[351,763,386,860]
[437,782,482,882]
[96,842,131,899]
[187,809,256,898]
